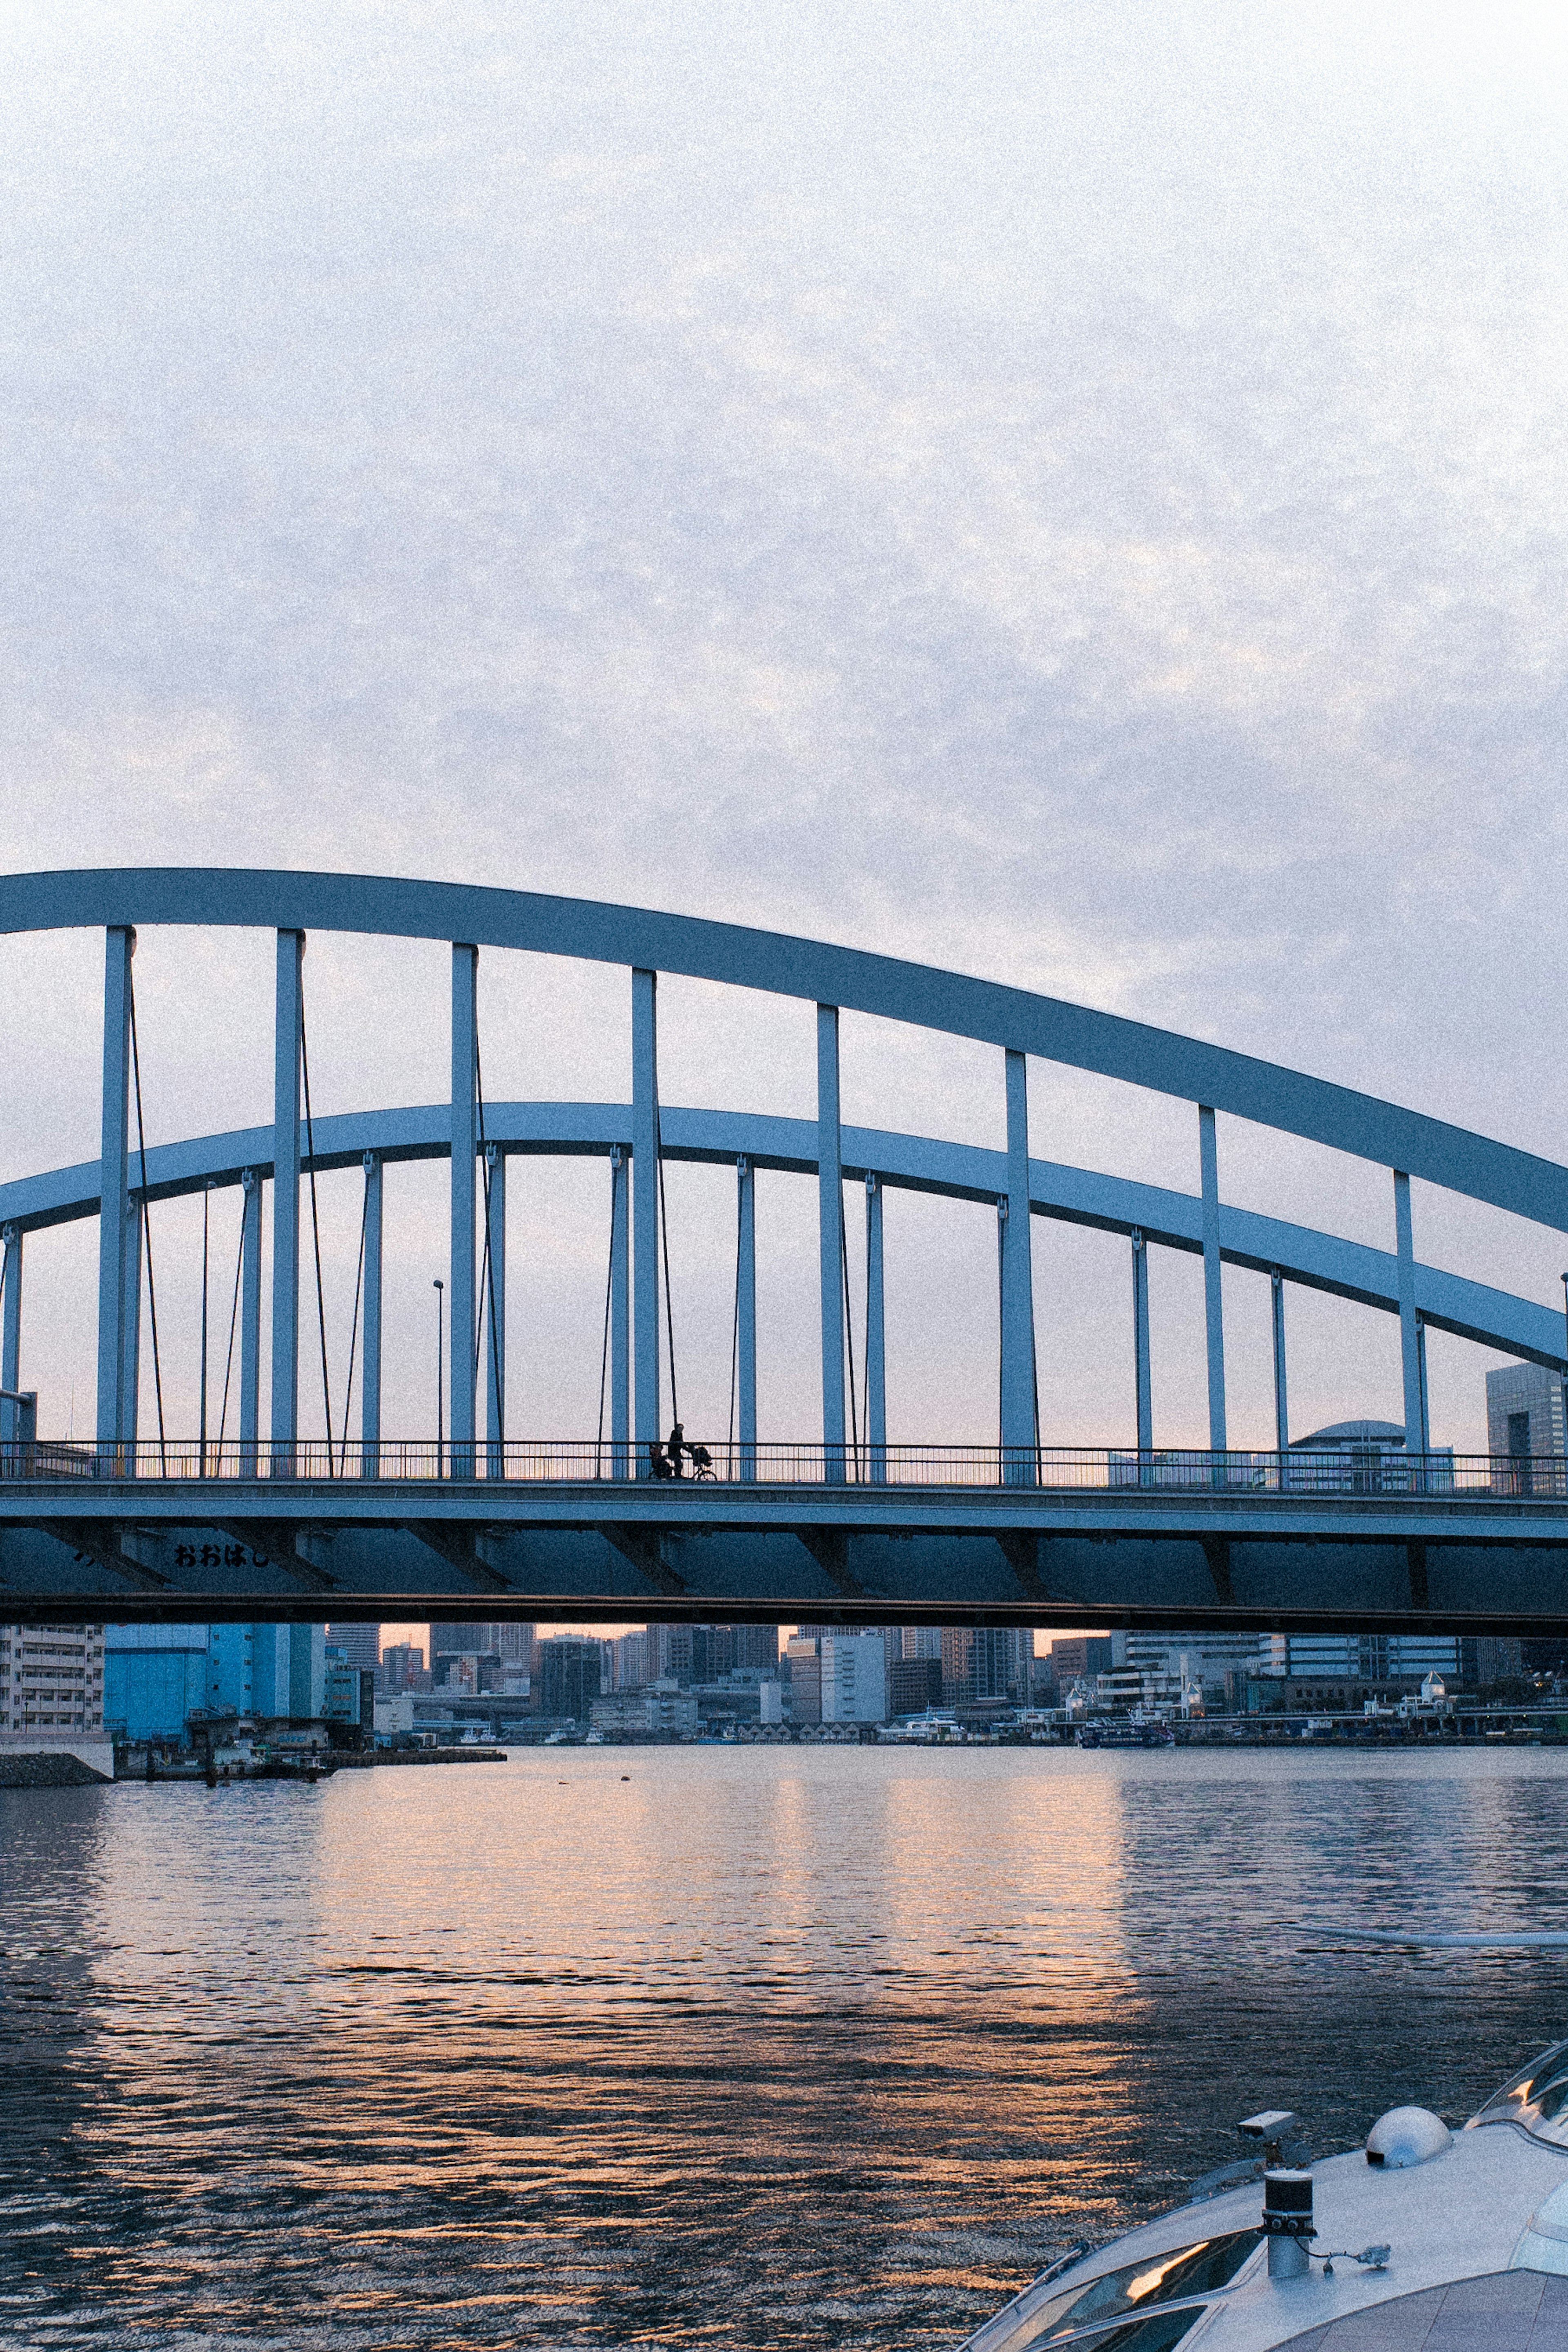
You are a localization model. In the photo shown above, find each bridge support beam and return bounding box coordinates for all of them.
[360,1154,381,1477]
[239,1169,261,1468]
[483,1144,506,1471]
[866,1172,886,1483]
[272,931,304,1468]
[1000,1049,1037,1482]
[1131,1229,1152,1463]
[121,1200,142,1446]
[450,944,479,1475]
[1394,1171,1425,1460]
[633,970,660,1470]
[1271,1268,1289,1469]
[1,1223,20,1445]
[817,1004,845,1475]
[96,926,134,1448]
[1198,1105,1227,1456]
[737,1158,756,1478]
[609,1145,629,1477]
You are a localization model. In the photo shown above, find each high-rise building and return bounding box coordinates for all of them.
[940,1626,1032,1706]
[1486,1363,1566,1490]
[1049,1636,1114,1684]
[0,1624,105,1735]
[433,1648,530,1696]
[324,1662,375,1738]
[784,1636,822,1723]
[537,1636,601,1720]
[901,1627,943,1662]
[430,1622,534,1678]
[643,1624,780,1684]
[326,1622,382,1671]
[1285,1633,1459,1681]
[686,1626,732,1682]
[819,1634,888,1723]
[380,1642,425,1691]
[437,1651,488,1691]
[888,1657,943,1716]
[796,1623,902,1671]
[611,1630,655,1688]
[732,1624,782,1672]
[1483,1365,1566,1672]
[1459,1636,1526,1686]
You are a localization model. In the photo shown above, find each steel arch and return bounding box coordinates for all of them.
[1,865,1564,1227]
[0,1100,1563,1373]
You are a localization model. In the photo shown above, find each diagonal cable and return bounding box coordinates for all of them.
[340,1180,368,1475]
[657,1149,679,1430]
[216,1201,245,1449]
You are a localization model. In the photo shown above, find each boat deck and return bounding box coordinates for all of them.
[1279,2267,1568,2350]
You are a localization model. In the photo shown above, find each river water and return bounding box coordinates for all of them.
[3,1744,1568,2349]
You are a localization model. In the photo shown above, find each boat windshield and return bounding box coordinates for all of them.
[1470,2040,1568,2145]
[969,2231,1259,2352]
[1057,2316,1209,2352]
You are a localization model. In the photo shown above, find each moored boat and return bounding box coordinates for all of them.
[961,2042,1568,2350]
[1074,1713,1175,1749]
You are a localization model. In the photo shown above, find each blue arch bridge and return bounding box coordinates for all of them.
[2,868,1568,1637]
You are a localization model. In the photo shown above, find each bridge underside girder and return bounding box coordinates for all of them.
[5,1482,1568,1633]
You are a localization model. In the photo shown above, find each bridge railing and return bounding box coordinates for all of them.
[1,1438,1564,1498]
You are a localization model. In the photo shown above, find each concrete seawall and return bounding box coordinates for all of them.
[0,1735,116,1786]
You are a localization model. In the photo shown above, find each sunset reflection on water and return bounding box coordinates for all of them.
[4,1746,1568,2349]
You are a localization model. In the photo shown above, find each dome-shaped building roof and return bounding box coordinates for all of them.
[1289,1418,1407,1450]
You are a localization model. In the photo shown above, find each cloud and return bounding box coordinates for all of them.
[2,0,1566,1452]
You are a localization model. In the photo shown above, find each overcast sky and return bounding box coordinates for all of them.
[3,0,1567,1581]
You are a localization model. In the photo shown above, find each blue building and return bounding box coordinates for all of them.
[105,1623,327,1740]
[104,1625,209,1740]
[207,1623,326,1720]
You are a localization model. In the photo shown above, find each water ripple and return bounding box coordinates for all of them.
[3,1746,1568,2346]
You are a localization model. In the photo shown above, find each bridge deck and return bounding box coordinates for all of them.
[4,1462,1568,1633]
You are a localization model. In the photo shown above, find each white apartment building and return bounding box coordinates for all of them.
[1111,1623,1456,1689]
[591,1686,699,1737]
[1112,1630,1286,1691]
[0,1624,106,1734]
[819,1634,888,1724]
